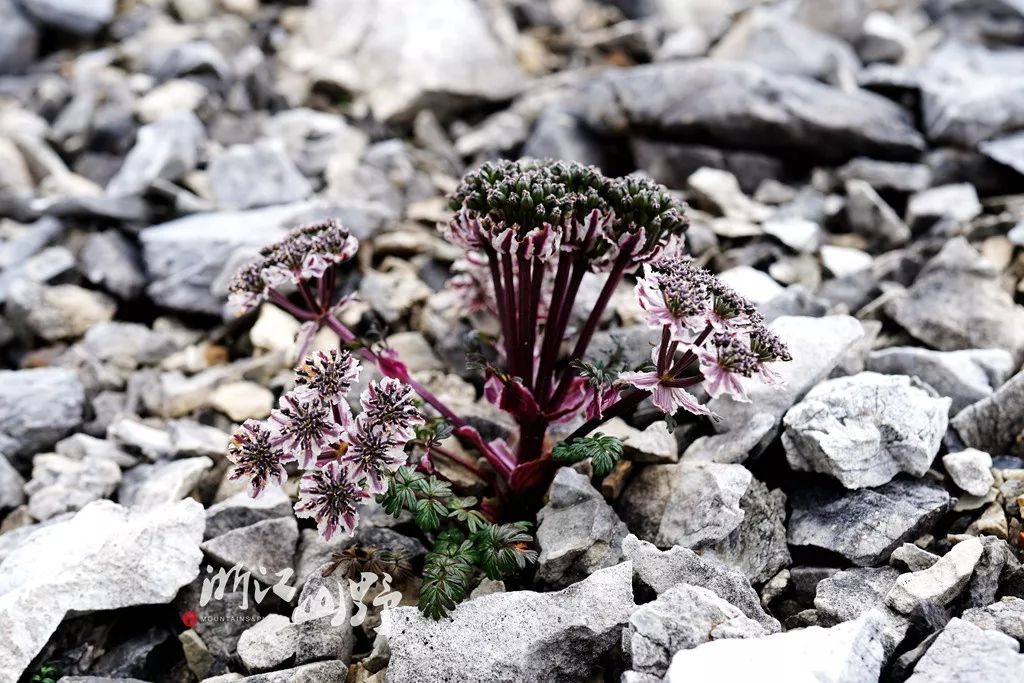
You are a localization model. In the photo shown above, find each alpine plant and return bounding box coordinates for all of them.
[225,160,789,618]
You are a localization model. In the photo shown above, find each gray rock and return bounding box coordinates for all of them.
[681,412,775,464]
[263,108,368,178]
[237,614,298,673]
[523,103,608,168]
[711,8,860,84]
[620,461,751,549]
[845,179,910,248]
[890,544,940,572]
[962,597,1024,645]
[19,0,115,35]
[980,130,1024,176]
[535,468,628,589]
[378,562,635,683]
[698,477,791,585]
[622,534,780,632]
[298,0,523,123]
[943,449,994,496]
[709,315,865,434]
[886,537,984,614]
[106,112,205,198]
[815,567,909,654]
[79,230,147,300]
[624,583,768,678]
[7,281,116,342]
[175,581,259,663]
[964,536,1016,610]
[202,517,298,580]
[0,454,24,511]
[0,499,204,681]
[953,371,1024,457]
[0,0,37,74]
[290,565,355,665]
[906,618,1024,682]
[623,422,678,463]
[119,457,213,510]
[205,486,293,540]
[783,373,950,489]
[208,140,312,211]
[906,184,982,228]
[0,368,85,460]
[666,610,888,683]
[25,453,121,521]
[632,139,783,195]
[582,59,923,163]
[885,239,1024,362]
[788,478,952,566]
[836,157,932,193]
[866,347,1016,415]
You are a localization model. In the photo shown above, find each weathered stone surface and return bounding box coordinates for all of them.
[0,368,85,460]
[788,478,952,566]
[886,537,984,614]
[681,413,775,464]
[106,112,205,197]
[535,468,628,589]
[815,566,908,654]
[866,347,1015,415]
[623,535,779,632]
[119,456,213,510]
[232,661,348,682]
[890,544,939,572]
[0,454,24,511]
[296,0,523,123]
[906,184,982,228]
[709,315,865,434]
[906,618,1024,683]
[624,583,767,679]
[290,564,355,666]
[953,371,1024,458]
[943,449,994,496]
[783,373,949,489]
[25,453,121,521]
[379,562,635,683]
[582,60,923,163]
[7,281,116,342]
[201,517,298,578]
[208,141,312,211]
[237,614,297,673]
[885,239,1024,362]
[666,611,888,683]
[20,0,115,35]
[845,178,910,247]
[962,597,1024,645]
[0,500,204,681]
[205,486,293,540]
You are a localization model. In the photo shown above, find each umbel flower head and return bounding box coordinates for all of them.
[618,253,791,415]
[226,352,422,541]
[227,218,358,314]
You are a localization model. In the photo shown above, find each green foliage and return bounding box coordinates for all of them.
[378,467,540,619]
[551,432,624,477]
[31,664,59,683]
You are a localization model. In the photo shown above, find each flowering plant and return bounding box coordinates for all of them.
[225,160,789,618]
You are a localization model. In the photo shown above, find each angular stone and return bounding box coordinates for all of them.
[623,535,780,632]
[535,468,628,589]
[7,281,116,342]
[106,112,205,197]
[814,567,909,654]
[297,0,523,123]
[783,372,949,489]
[0,454,25,511]
[25,453,121,521]
[836,157,932,193]
[290,565,354,665]
[788,478,952,566]
[886,537,984,614]
[906,618,1024,683]
[0,500,204,681]
[624,583,768,678]
[666,611,888,683]
[681,413,775,464]
[205,486,293,540]
[232,661,348,682]
[201,517,298,579]
[953,371,1024,457]
[943,449,995,496]
[208,140,312,211]
[890,544,940,572]
[962,597,1024,645]
[709,315,865,434]
[0,368,85,460]
[79,230,147,300]
[119,457,213,510]
[845,178,910,248]
[0,0,37,74]
[866,347,1016,415]
[19,0,114,35]
[582,60,923,163]
[379,562,635,683]
[885,238,1024,362]
[237,614,297,673]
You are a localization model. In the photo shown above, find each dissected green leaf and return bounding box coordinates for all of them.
[551,433,623,477]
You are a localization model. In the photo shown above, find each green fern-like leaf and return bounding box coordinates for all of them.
[447,496,488,533]
[551,433,623,477]
[472,522,539,581]
[376,466,424,517]
[414,497,448,531]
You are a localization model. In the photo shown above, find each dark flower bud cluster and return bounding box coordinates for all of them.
[227,218,358,314]
[227,349,423,540]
